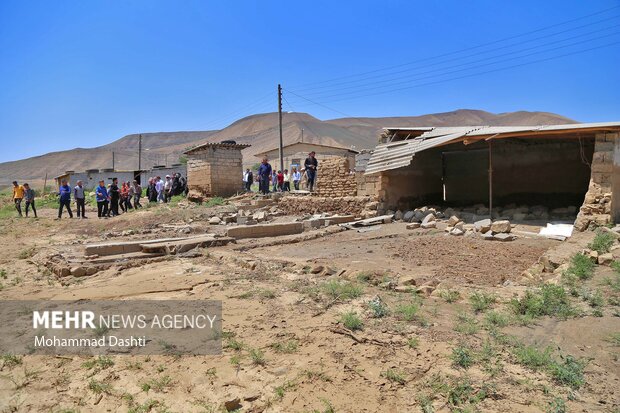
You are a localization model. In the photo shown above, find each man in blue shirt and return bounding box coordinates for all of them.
[95,180,109,218]
[257,157,272,195]
[57,179,73,219]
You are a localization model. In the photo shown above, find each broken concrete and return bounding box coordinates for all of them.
[226,222,304,239]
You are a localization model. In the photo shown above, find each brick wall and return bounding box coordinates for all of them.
[315,157,357,197]
[575,132,616,230]
[187,146,244,197]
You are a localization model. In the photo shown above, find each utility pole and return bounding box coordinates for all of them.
[138,134,142,170]
[112,151,115,170]
[301,128,304,143]
[278,84,284,172]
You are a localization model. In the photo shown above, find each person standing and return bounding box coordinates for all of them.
[242,168,251,192]
[257,157,272,195]
[95,180,109,218]
[283,169,291,192]
[23,183,37,218]
[74,180,87,219]
[304,151,318,192]
[109,178,120,216]
[58,179,73,219]
[272,171,278,192]
[164,175,172,202]
[155,176,164,203]
[12,181,24,217]
[132,180,142,208]
[276,170,284,191]
[246,169,253,192]
[292,167,301,191]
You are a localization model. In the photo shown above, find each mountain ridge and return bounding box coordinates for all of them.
[0,109,577,186]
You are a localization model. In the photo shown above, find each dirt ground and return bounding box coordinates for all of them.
[0,199,619,413]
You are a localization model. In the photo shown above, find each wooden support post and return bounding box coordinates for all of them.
[488,140,493,217]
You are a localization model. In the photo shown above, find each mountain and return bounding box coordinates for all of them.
[0,109,577,186]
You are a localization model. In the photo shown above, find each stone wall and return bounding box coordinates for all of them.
[575,133,616,230]
[315,157,357,197]
[187,146,244,197]
[278,196,373,216]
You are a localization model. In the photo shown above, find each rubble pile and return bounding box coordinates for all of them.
[278,196,373,216]
[314,157,357,197]
[574,181,612,231]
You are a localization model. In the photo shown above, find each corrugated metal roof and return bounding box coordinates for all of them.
[365,131,472,175]
[367,121,620,175]
[184,142,251,154]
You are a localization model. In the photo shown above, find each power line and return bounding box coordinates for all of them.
[289,40,620,105]
[288,4,620,90]
[288,30,620,102]
[293,20,620,98]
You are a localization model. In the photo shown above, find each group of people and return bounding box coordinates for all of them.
[10,173,187,219]
[11,181,37,218]
[250,151,319,195]
[145,173,187,203]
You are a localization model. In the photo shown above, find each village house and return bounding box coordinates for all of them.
[184,142,250,197]
[54,164,187,190]
[252,141,358,173]
[361,122,620,230]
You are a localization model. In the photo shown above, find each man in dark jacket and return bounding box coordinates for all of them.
[95,180,109,218]
[257,157,272,195]
[57,179,73,219]
[304,151,318,192]
[109,178,120,216]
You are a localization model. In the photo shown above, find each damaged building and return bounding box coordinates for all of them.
[363,122,620,230]
[185,142,250,198]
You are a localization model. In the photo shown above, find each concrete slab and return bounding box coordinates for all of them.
[226,222,304,239]
[141,235,235,254]
[84,237,191,257]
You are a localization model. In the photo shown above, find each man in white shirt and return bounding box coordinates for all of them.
[164,175,172,203]
[292,167,301,191]
[155,176,164,203]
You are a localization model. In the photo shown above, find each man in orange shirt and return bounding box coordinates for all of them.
[12,181,24,217]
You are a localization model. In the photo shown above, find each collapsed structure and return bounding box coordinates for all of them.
[361,122,620,230]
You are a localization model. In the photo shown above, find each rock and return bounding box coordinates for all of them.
[422,214,436,225]
[416,285,435,296]
[598,253,613,265]
[310,265,324,274]
[187,190,204,203]
[493,233,516,241]
[474,218,492,233]
[481,231,494,240]
[588,250,599,263]
[209,216,221,225]
[70,266,87,277]
[86,267,98,276]
[403,210,415,222]
[224,398,242,411]
[398,275,417,286]
[252,211,268,222]
[491,220,511,233]
[394,210,404,221]
[420,221,436,229]
[406,222,420,230]
[450,228,464,236]
[178,227,192,234]
[454,221,464,231]
[447,215,460,226]
[412,210,425,222]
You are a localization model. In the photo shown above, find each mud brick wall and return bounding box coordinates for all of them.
[356,172,381,199]
[575,132,617,230]
[187,146,244,197]
[278,196,372,215]
[315,157,357,197]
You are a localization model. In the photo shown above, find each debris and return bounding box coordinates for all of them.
[598,253,613,265]
[226,222,304,239]
[422,214,436,225]
[224,398,242,411]
[340,214,393,229]
[492,233,516,242]
[406,222,420,230]
[209,216,222,225]
[490,220,511,233]
[539,223,574,239]
[420,221,436,229]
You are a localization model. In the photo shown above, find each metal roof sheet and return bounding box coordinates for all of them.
[184,142,251,154]
[367,121,620,175]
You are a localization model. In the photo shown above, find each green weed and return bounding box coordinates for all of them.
[382,368,407,384]
[321,280,364,301]
[510,284,576,319]
[339,311,363,331]
[469,291,496,313]
[451,344,474,369]
[588,229,615,254]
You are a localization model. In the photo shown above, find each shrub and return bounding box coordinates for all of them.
[451,344,474,369]
[321,280,363,301]
[439,289,461,303]
[588,229,615,254]
[454,313,479,335]
[469,292,496,313]
[510,284,576,319]
[367,299,389,318]
[513,345,553,370]
[382,368,407,384]
[396,301,421,322]
[339,311,363,331]
[484,311,509,328]
[549,356,585,389]
[563,253,595,280]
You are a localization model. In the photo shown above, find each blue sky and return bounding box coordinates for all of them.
[0,0,619,163]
